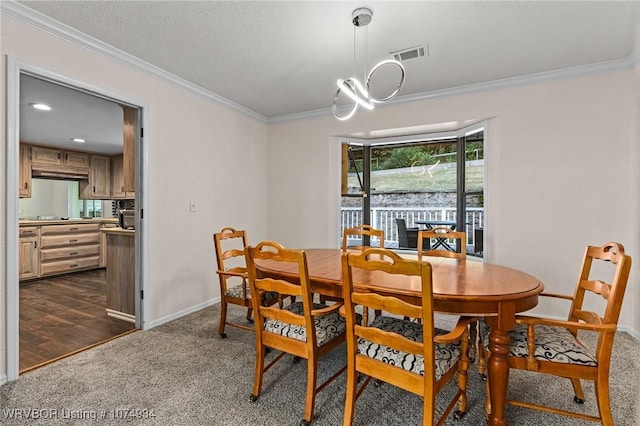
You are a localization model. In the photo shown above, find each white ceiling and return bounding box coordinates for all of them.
[20,75,124,155]
[12,1,639,151]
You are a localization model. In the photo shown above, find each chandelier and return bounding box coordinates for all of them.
[332,7,406,120]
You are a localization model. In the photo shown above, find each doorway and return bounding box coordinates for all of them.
[6,60,147,380]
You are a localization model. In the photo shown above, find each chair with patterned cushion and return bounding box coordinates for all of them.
[213,227,279,338]
[341,247,474,425]
[245,240,347,426]
[481,242,631,425]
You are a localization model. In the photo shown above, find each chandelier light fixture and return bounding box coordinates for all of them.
[332,7,406,120]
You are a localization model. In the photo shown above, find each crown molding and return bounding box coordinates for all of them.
[3,1,633,126]
[1,1,268,123]
[269,55,634,124]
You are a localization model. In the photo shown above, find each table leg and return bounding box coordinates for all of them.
[485,309,515,426]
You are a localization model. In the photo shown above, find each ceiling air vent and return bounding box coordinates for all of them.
[391,45,428,62]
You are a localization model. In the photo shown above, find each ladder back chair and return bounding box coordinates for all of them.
[341,248,474,425]
[213,227,278,338]
[342,224,385,251]
[481,242,632,425]
[417,228,479,362]
[417,227,467,259]
[245,241,348,426]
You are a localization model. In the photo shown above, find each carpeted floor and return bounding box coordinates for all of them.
[1,304,638,425]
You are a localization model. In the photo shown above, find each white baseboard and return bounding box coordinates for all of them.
[0,374,7,386]
[147,297,221,329]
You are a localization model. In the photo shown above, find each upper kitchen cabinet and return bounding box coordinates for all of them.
[19,144,32,198]
[31,145,90,169]
[110,154,134,199]
[79,155,111,199]
[122,106,136,193]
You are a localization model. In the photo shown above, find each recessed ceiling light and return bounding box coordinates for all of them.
[31,103,52,111]
[71,138,86,143]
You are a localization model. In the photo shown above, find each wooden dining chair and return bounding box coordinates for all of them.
[245,241,348,426]
[417,227,467,258]
[341,247,474,425]
[213,227,279,338]
[417,228,480,361]
[481,242,632,425]
[342,224,385,251]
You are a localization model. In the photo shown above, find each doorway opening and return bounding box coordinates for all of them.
[6,61,146,380]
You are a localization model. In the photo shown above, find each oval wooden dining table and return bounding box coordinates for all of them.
[255,248,544,426]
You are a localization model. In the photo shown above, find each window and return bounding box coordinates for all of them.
[340,124,485,257]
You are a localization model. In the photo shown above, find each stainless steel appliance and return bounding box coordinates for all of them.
[118,209,135,230]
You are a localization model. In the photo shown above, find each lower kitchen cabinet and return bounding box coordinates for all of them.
[19,227,39,279]
[104,229,135,323]
[39,223,101,277]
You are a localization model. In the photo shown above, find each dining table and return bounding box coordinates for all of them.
[255,248,544,426]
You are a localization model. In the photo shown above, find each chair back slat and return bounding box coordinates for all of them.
[352,292,422,319]
[355,324,424,356]
[259,306,306,327]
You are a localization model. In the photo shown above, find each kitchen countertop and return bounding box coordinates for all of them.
[19,218,118,226]
[102,227,135,235]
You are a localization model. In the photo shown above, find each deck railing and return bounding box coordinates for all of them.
[340,207,484,247]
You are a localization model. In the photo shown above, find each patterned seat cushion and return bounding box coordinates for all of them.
[224,285,277,302]
[263,302,346,347]
[357,316,461,381]
[480,320,597,366]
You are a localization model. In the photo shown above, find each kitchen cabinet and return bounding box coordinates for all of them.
[30,145,62,166]
[104,229,136,323]
[19,144,32,198]
[79,155,111,199]
[30,145,90,169]
[110,155,135,199]
[39,223,101,277]
[123,106,136,193]
[19,227,39,279]
[100,221,118,267]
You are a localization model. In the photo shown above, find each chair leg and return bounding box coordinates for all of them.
[477,335,487,378]
[303,357,318,425]
[218,300,228,338]
[570,378,585,404]
[250,344,266,402]
[468,321,478,363]
[594,375,614,426]
[455,330,470,418]
[343,363,357,426]
[484,373,492,417]
[246,306,254,323]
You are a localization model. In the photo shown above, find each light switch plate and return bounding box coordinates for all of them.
[189,200,197,212]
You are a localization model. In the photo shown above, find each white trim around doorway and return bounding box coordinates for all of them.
[4,57,150,381]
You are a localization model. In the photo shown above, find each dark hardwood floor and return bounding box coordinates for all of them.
[19,269,137,373]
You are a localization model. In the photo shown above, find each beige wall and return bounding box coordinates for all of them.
[1,16,269,378]
[268,69,639,331]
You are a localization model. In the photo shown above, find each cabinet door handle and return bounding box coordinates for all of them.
[24,182,28,189]
[69,252,78,255]
[69,239,78,243]
[70,264,78,268]
[70,227,78,231]
[65,153,68,161]
[34,241,37,249]
[93,185,96,192]
[58,153,61,159]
